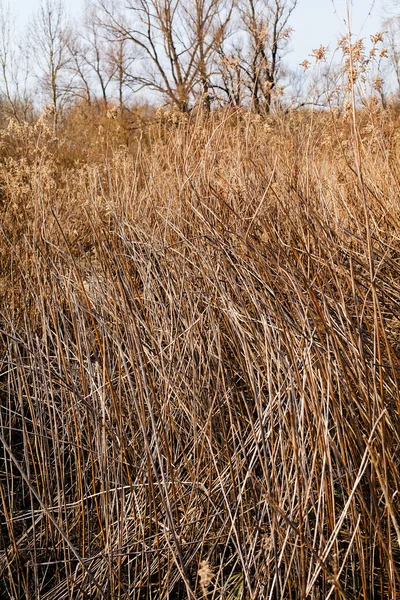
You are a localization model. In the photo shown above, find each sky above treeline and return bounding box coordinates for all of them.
[13,0,386,69]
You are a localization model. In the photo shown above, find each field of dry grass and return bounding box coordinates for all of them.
[1,105,400,598]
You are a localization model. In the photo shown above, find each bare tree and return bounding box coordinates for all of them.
[68,3,121,108]
[0,1,33,121]
[0,1,19,120]
[383,15,400,91]
[107,36,137,110]
[238,0,297,112]
[97,0,233,111]
[66,34,93,105]
[29,0,73,132]
[182,0,234,110]
[214,43,245,107]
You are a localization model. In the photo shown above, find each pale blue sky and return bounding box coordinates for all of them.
[289,0,385,67]
[12,0,385,68]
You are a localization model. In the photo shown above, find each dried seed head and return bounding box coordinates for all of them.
[371,32,384,45]
[106,106,119,120]
[373,76,383,91]
[198,560,214,596]
[338,34,349,52]
[43,104,56,117]
[281,27,293,40]
[300,59,311,70]
[352,39,364,62]
[311,45,327,61]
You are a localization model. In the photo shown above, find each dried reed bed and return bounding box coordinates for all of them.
[1,109,400,599]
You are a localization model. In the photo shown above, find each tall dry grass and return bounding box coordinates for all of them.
[0,105,400,599]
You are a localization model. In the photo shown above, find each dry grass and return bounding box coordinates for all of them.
[0,106,400,599]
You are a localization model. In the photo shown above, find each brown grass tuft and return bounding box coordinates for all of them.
[0,106,400,598]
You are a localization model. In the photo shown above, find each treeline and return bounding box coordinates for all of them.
[0,0,398,129]
[0,0,297,123]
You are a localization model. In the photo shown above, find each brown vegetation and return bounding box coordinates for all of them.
[0,101,400,598]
